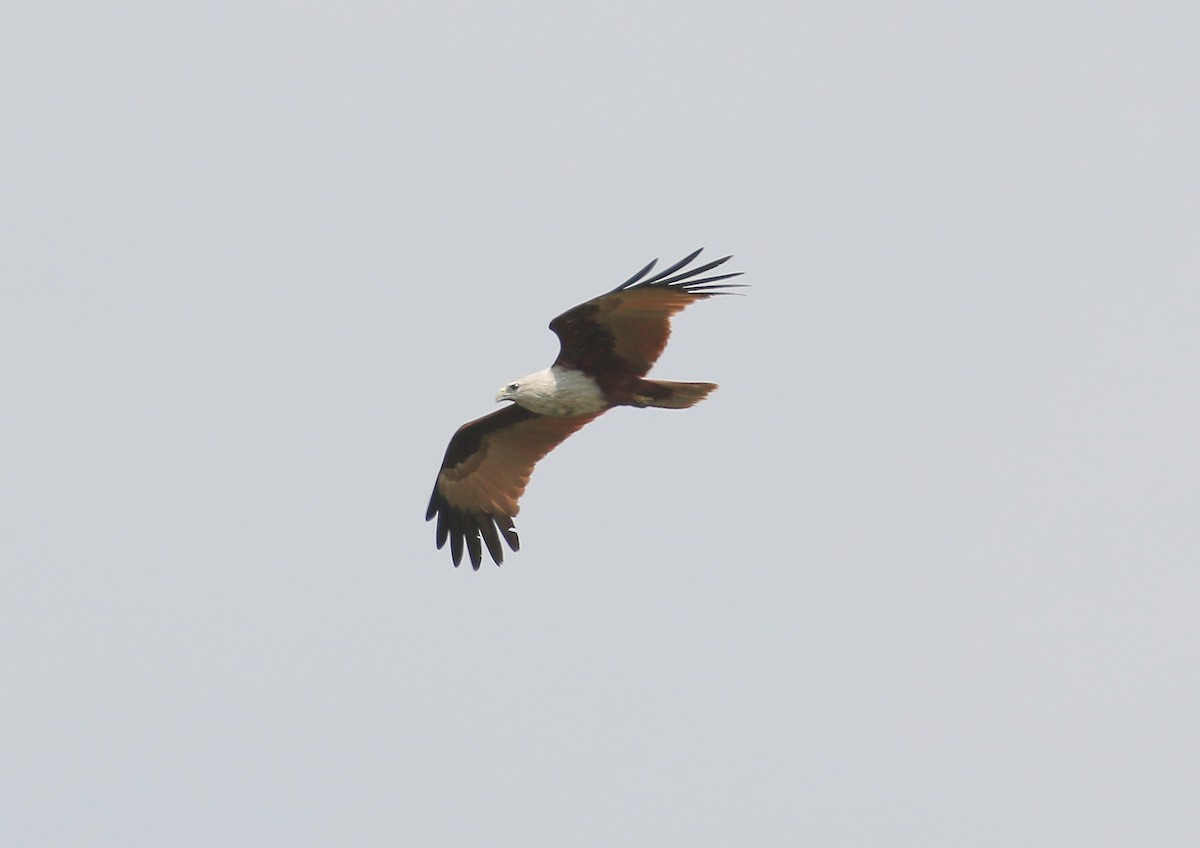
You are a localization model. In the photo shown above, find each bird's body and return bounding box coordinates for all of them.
[426,248,743,569]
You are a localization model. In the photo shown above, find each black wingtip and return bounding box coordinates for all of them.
[614,257,659,292]
[611,249,742,295]
[427,487,521,569]
[641,247,705,285]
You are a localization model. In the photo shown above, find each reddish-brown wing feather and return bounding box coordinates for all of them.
[551,288,700,376]
[550,249,743,377]
[426,404,603,569]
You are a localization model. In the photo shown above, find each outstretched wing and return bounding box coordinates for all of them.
[426,404,603,569]
[549,248,744,377]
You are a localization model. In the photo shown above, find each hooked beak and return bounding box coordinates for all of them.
[495,389,510,403]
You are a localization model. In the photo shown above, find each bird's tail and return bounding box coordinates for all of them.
[633,379,718,409]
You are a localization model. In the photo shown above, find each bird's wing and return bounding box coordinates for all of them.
[426,404,603,569]
[549,248,744,377]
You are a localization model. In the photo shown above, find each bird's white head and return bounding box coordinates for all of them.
[496,369,552,404]
[495,380,519,403]
[495,367,606,416]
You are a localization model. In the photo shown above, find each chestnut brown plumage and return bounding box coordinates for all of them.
[426,248,743,569]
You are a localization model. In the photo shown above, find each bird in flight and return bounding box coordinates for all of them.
[426,248,743,569]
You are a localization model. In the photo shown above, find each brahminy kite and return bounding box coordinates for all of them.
[426,248,743,568]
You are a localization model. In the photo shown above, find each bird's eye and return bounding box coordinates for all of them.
[508,383,519,391]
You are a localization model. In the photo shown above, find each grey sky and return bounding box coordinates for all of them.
[3,1,1198,845]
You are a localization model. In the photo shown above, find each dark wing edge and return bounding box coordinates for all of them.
[426,405,602,570]
[425,404,535,570]
[425,485,520,571]
[608,247,746,296]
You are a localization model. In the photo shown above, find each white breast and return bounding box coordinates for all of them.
[514,367,607,416]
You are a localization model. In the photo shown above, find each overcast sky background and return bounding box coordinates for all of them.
[3,1,1198,845]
